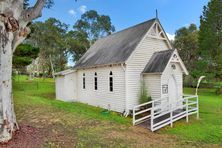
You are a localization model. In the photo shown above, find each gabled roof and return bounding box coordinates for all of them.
[143,50,174,73]
[74,18,157,69]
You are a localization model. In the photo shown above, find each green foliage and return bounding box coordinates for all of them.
[28,10,115,71]
[215,87,222,94]
[13,44,39,69]
[66,30,90,61]
[174,24,200,78]
[199,0,222,79]
[215,82,222,94]
[28,18,69,74]
[175,1,222,83]
[139,81,151,104]
[67,10,115,62]
[74,10,115,43]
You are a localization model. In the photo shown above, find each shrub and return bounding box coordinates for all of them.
[183,75,216,89]
[139,81,151,104]
[216,87,222,95]
[183,75,197,87]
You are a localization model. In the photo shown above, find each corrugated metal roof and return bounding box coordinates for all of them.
[143,49,174,73]
[74,18,157,69]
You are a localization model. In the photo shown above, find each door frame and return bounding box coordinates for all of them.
[168,74,178,105]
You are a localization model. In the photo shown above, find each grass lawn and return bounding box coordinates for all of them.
[162,88,222,144]
[5,75,222,147]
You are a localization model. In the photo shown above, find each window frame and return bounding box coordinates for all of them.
[83,73,86,90]
[109,71,113,92]
[94,72,98,90]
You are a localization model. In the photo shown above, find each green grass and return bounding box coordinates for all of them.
[13,75,133,147]
[12,75,222,146]
[13,75,130,125]
[162,88,222,144]
[13,74,54,83]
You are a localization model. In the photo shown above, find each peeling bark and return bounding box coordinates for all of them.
[0,22,18,142]
[0,0,46,142]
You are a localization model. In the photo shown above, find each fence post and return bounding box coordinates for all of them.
[150,101,154,131]
[133,108,135,125]
[170,103,173,127]
[196,96,199,119]
[186,97,189,123]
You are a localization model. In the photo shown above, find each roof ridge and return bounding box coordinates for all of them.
[74,17,158,69]
[97,18,157,41]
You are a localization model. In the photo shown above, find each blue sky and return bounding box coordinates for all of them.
[31,0,209,39]
[30,0,209,66]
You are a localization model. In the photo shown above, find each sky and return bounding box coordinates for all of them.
[30,0,209,40]
[29,0,209,65]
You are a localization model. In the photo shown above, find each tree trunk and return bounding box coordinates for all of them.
[49,54,55,79]
[0,0,46,143]
[0,23,18,142]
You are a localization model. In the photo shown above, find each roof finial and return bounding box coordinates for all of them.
[156,9,158,19]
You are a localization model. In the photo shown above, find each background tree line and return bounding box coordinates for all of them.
[14,0,222,86]
[174,0,222,89]
[13,10,115,77]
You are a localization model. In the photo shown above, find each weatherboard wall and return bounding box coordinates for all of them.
[64,72,77,101]
[143,74,161,101]
[56,76,64,101]
[55,72,77,102]
[161,62,183,100]
[125,36,169,111]
[76,65,126,113]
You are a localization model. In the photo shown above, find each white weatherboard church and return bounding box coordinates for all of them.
[55,18,189,115]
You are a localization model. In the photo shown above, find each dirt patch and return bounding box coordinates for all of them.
[106,126,178,147]
[1,124,44,148]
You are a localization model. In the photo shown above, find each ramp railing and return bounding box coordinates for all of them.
[133,95,199,132]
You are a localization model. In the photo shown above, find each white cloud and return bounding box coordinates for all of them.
[78,5,87,14]
[166,33,175,41]
[68,9,77,16]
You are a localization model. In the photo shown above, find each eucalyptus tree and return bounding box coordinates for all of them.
[0,0,52,142]
[28,18,69,77]
[66,30,90,61]
[174,24,199,77]
[74,10,115,45]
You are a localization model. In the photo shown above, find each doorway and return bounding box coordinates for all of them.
[168,75,178,107]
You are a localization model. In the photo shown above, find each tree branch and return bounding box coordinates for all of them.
[2,0,23,18]
[12,27,30,52]
[10,0,24,18]
[13,0,46,52]
[22,0,46,22]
